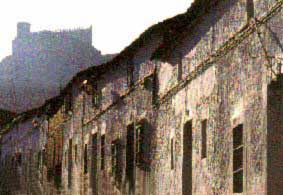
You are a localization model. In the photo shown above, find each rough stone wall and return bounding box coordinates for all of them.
[154,1,283,195]
[63,59,157,195]
[0,117,46,195]
[1,1,283,195]
[155,66,218,195]
[57,30,161,195]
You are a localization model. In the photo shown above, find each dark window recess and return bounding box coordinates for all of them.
[136,124,144,166]
[64,93,73,114]
[64,151,67,167]
[74,144,77,163]
[136,124,141,163]
[126,124,135,194]
[38,151,41,168]
[143,76,153,91]
[68,139,72,189]
[54,163,62,188]
[12,156,15,167]
[201,119,207,159]
[52,145,56,168]
[171,138,174,170]
[247,0,255,19]
[152,67,159,106]
[136,120,152,171]
[233,124,243,193]
[42,149,47,166]
[84,144,88,174]
[111,141,117,175]
[127,63,134,87]
[68,139,73,165]
[91,134,98,195]
[16,152,22,166]
[267,75,283,195]
[92,82,101,108]
[183,120,192,195]
[101,135,106,170]
[111,139,123,188]
[178,57,183,81]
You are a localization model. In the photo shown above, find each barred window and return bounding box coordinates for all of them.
[233,124,243,193]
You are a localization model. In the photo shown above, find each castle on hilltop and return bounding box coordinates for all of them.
[12,22,94,56]
[0,22,109,113]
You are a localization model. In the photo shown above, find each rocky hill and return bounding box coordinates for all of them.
[0,23,114,113]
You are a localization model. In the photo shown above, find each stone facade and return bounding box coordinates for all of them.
[1,0,283,194]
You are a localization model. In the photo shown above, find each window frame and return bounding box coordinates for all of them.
[84,144,88,174]
[201,119,207,159]
[101,135,106,170]
[171,137,175,170]
[233,124,244,194]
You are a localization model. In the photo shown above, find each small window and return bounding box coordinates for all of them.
[247,0,255,19]
[126,124,135,186]
[11,156,15,167]
[74,144,78,163]
[143,77,153,91]
[152,70,159,106]
[114,140,123,187]
[65,151,67,168]
[38,151,41,168]
[101,135,106,170]
[68,139,73,189]
[64,93,73,114]
[92,133,98,192]
[135,120,152,171]
[84,144,88,174]
[42,149,46,166]
[233,124,243,193]
[92,82,101,108]
[201,119,207,159]
[183,120,193,195]
[110,139,123,187]
[178,57,183,81]
[171,138,174,170]
[17,152,22,166]
[68,139,73,168]
[111,141,117,176]
[127,65,134,87]
[136,124,143,165]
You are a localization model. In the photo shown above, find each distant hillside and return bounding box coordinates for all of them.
[0,23,114,113]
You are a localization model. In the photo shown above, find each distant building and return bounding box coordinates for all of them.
[12,22,93,56]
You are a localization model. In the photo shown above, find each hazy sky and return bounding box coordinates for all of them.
[0,0,193,61]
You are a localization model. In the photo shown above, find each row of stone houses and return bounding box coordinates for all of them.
[1,0,283,194]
